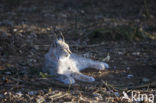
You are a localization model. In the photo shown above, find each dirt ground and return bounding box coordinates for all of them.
[0,0,156,102]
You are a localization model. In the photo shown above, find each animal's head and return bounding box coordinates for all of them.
[52,37,72,59]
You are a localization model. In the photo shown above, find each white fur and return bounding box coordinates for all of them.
[43,39,109,84]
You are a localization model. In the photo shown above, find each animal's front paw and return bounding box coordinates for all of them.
[63,77,75,85]
[80,76,95,82]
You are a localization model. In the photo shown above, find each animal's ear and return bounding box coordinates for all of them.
[60,32,65,41]
[57,31,65,42]
[52,26,65,41]
[53,31,58,41]
[53,26,58,41]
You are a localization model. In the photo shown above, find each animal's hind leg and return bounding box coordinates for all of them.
[74,54,109,71]
[91,62,109,70]
[71,72,95,82]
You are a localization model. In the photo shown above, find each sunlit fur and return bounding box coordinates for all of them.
[43,38,109,84]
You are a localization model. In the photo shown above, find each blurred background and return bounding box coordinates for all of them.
[0,0,156,102]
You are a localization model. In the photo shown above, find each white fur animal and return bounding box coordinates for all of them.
[43,38,109,84]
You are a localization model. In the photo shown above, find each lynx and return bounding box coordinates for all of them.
[43,36,109,84]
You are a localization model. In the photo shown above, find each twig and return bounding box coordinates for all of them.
[49,92,68,101]
[102,81,121,102]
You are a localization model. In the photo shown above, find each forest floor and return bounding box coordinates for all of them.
[0,0,156,102]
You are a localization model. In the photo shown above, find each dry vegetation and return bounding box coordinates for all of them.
[0,0,156,102]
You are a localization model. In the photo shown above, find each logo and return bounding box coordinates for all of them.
[121,91,154,103]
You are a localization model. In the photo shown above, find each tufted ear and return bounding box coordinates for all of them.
[60,32,65,41]
[53,26,58,41]
[56,31,65,42]
[54,31,58,41]
[52,26,65,41]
